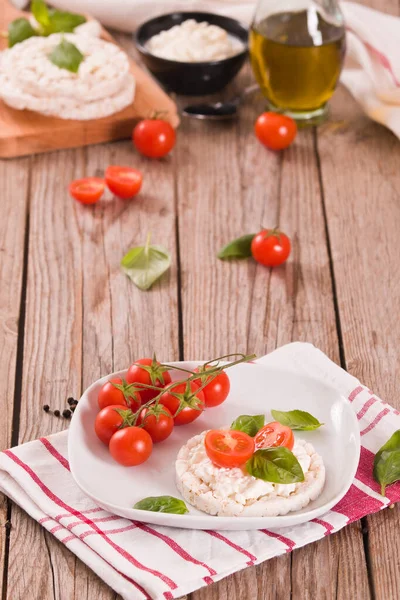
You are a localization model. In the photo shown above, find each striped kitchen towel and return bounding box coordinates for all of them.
[0,342,399,600]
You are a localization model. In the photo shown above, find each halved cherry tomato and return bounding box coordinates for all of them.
[193,366,230,408]
[160,381,205,426]
[139,405,174,443]
[255,112,297,151]
[251,228,291,267]
[94,405,131,445]
[255,421,294,451]
[126,357,172,404]
[98,378,141,411]
[69,177,105,204]
[105,166,143,199]
[109,426,153,466]
[205,430,255,468]
[133,119,176,159]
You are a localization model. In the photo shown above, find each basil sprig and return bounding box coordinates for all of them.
[8,1,86,47]
[373,430,400,496]
[49,38,84,73]
[134,496,189,514]
[246,447,304,484]
[230,414,264,437]
[121,234,171,291]
[271,409,324,431]
[217,234,255,260]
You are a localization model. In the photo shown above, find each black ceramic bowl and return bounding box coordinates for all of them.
[135,12,248,96]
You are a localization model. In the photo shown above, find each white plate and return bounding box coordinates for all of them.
[69,361,360,530]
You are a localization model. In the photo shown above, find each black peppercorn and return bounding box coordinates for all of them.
[53,410,60,417]
[62,409,72,419]
[67,397,76,406]
[43,405,50,412]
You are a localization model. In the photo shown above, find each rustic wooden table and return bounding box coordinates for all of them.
[1,2,400,598]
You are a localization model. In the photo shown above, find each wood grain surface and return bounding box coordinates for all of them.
[0,0,400,597]
[0,1,179,158]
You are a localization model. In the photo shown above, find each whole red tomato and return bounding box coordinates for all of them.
[255,112,297,151]
[126,357,172,404]
[133,119,176,159]
[160,381,205,426]
[193,366,230,408]
[251,228,291,267]
[98,378,141,411]
[94,405,133,445]
[109,426,153,466]
[139,405,174,443]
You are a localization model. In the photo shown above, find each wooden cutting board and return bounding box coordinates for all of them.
[0,1,179,158]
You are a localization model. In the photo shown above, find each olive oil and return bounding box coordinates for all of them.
[250,10,345,118]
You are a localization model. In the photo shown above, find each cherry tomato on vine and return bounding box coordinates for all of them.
[139,405,174,443]
[126,357,172,404]
[251,228,291,267]
[105,166,142,199]
[255,112,297,151]
[94,405,132,445]
[109,426,153,466]
[160,381,205,426]
[98,378,141,411]
[133,119,176,159]
[69,177,105,204]
[193,366,230,408]
[205,430,255,468]
[255,421,294,451]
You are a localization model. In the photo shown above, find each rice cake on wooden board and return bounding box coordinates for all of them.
[0,1,179,158]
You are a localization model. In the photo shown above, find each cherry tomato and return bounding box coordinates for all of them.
[126,357,171,404]
[105,166,142,199]
[109,426,153,466]
[98,378,141,411]
[255,112,297,151]
[255,421,294,451]
[160,381,205,426]
[139,405,174,443]
[205,429,255,468]
[251,228,291,267]
[69,177,105,204]
[193,366,230,408]
[133,119,176,159]
[94,405,131,445]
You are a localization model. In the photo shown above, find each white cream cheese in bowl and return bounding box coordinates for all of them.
[146,19,244,63]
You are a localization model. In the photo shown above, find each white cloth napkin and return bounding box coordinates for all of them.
[0,342,399,600]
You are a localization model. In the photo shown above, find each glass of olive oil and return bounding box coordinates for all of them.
[250,0,346,123]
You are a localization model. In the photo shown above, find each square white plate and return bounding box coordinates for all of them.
[69,361,360,530]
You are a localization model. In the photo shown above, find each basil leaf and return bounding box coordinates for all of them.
[31,0,51,30]
[121,241,171,291]
[230,415,264,437]
[47,9,87,34]
[134,496,188,514]
[8,18,37,47]
[217,234,256,260]
[246,447,304,484]
[373,430,400,496]
[271,409,324,431]
[49,39,84,73]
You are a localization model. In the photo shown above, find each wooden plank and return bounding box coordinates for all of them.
[318,81,400,599]
[0,0,178,158]
[0,156,30,599]
[176,68,370,600]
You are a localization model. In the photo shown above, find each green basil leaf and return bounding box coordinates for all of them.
[271,409,324,431]
[134,496,188,514]
[217,234,256,260]
[31,0,51,30]
[121,242,171,291]
[373,430,400,496]
[47,9,87,34]
[48,38,84,73]
[8,18,37,47]
[246,447,304,484]
[230,415,265,437]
